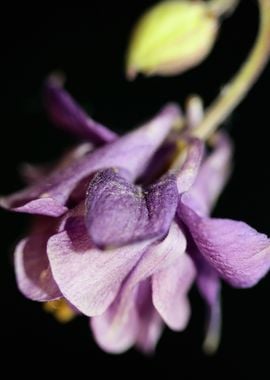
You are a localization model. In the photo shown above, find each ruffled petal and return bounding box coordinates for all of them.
[192,249,221,354]
[91,296,138,354]
[180,196,270,287]
[187,132,233,216]
[111,222,186,316]
[43,75,117,144]
[175,138,204,194]
[85,168,178,248]
[152,253,195,331]
[1,104,179,217]
[91,279,163,354]
[91,224,183,353]
[47,215,152,316]
[20,143,92,185]
[14,233,61,301]
[135,279,163,354]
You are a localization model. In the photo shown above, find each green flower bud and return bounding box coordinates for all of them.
[126,0,219,78]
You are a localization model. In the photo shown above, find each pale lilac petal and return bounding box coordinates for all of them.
[152,253,195,331]
[175,138,204,194]
[135,279,163,354]
[20,144,93,185]
[187,132,233,216]
[97,223,185,350]
[112,222,187,317]
[91,280,163,354]
[43,75,117,144]
[91,296,138,354]
[180,197,270,287]
[1,104,179,217]
[14,234,61,301]
[47,216,152,316]
[2,197,68,217]
[85,169,178,248]
[91,223,184,353]
[193,251,221,354]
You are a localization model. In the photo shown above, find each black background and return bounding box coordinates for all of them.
[1,1,270,378]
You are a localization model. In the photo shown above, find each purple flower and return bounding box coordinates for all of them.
[2,77,270,354]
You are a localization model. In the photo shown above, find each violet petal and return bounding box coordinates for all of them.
[108,222,187,319]
[175,138,204,194]
[135,279,163,354]
[180,196,270,287]
[47,216,152,316]
[14,235,61,302]
[1,104,179,217]
[43,75,117,144]
[187,132,233,216]
[91,279,163,354]
[152,253,195,331]
[193,250,221,354]
[91,223,184,352]
[90,295,138,354]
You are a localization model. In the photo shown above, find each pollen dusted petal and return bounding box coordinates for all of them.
[47,216,152,316]
[43,75,117,144]
[180,196,270,287]
[85,168,178,248]
[1,103,179,217]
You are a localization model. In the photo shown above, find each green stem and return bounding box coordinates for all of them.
[193,0,270,140]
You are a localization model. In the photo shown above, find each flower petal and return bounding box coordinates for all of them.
[1,104,179,217]
[187,132,233,216]
[192,250,221,354]
[152,253,195,331]
[90,296,138,354]
[180,197,270,287]
[43,75,117,144]
[91,279,163,354]
[135,279,163,354]
[110,222,186,316]
[14,235,61,301]
[85,168,178,248]
[97,222,185,348]
[125,222,187,286]
[20,143,93,185]
[175,138,204,194]
[47,215,152,316]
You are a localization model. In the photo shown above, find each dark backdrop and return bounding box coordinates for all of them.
[1,1,269,378]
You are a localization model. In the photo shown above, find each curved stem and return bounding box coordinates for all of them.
[193,0,270,140]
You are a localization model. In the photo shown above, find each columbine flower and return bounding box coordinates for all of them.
[1,77,270,354]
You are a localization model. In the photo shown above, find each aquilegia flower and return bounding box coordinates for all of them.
[1,76,270,354]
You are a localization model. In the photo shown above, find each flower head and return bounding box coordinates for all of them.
[2,77,270,354]
[126,0,219,78]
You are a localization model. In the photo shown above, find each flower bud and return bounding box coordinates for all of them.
[126,0,219,78]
